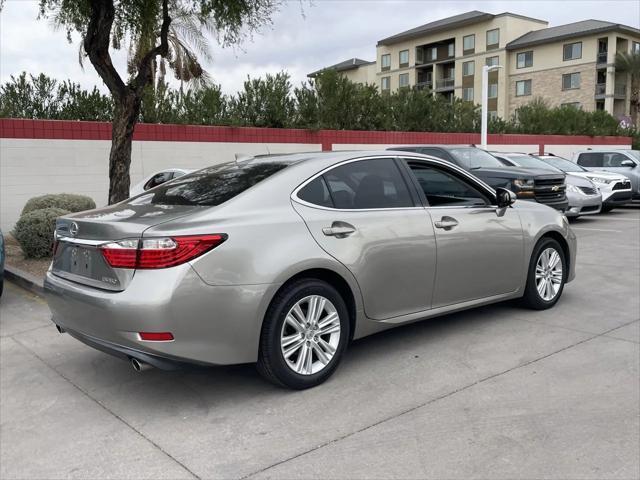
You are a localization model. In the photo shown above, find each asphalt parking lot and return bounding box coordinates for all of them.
[1,207,639,480]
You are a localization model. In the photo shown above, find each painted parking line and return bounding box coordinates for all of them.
[571,227,623,233]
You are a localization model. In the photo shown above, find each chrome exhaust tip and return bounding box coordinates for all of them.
[131,358,152,372]
[55,325,65,334]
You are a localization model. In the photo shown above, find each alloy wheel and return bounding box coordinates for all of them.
[535,247,563,301]
[280,295,341,375]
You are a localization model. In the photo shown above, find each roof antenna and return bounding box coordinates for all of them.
[265,145,271,155]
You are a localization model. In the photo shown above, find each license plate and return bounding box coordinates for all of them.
[69,246,94,277]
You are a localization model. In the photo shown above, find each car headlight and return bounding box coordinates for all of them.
[512,178,535,190]
[566,184,581,194]
[587,176,613,185]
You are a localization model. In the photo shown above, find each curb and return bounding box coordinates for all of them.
[4,265,46,298]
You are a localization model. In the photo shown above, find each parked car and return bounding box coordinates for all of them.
[129,168,194,197]
[492,152,601,218]
[571,150,638,201]
[538,154,632,212]
[0,230,4,297]
[388,145,568,212]
[44,151,576,389]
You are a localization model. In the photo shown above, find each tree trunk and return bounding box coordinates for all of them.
[108,93,141,204]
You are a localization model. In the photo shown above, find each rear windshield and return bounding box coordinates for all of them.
[132,162,288,206]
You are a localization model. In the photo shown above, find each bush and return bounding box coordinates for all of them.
[21,193,95,216]
[13,207,70,258]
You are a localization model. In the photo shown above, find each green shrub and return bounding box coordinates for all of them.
[21,193,95,216]
[13,207,70,258]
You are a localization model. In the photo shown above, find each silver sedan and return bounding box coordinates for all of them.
[44,151,576,389]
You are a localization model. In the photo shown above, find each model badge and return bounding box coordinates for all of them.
[69,222,79,236]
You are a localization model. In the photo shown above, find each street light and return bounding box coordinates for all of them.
[481,64,503,151]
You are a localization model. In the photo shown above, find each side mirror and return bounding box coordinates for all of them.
[496,187,517,208]
[620,159,636,168]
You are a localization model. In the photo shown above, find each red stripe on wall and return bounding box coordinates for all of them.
[0,118,632,147]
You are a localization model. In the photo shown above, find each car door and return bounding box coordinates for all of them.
[403,159,524,308]
[292,157,437,321]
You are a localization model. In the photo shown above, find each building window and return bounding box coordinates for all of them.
[486,56,499,67]
[381,76,390,91]
[633,42,640,54]
[516,51,533,69]
[463,34,475,54]
[488,111,498,121]
[430,47,438,61]
[399,73,409,88]
[399,50,409,68]
[563,42,582,61]
[462,87,474,102]
[488,83,498,98]
[562,102,581,109]
[462,60,475,76]
[562,72,581,90]
[486,29,500,50]
[448,43,455,57]
[515,79,532,96]
[381,54,391,71]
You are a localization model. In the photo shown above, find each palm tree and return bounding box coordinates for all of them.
[615,51,640,127]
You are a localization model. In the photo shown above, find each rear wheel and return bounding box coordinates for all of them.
[257,279,350,389]
[521,238,566,310]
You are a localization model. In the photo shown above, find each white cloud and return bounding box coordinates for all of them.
[1,0,638,96]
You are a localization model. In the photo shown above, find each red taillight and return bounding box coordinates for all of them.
[139,332,174,341]
[100,234,226,269]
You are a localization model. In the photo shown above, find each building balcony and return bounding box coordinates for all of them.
[596,52,608,65]
[416,80,433,90]
[435,78,455,91]
[614,83,627,98]
[595,83,606,97]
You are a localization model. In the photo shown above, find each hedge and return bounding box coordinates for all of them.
[13,207,70,258]
[21,193,96,216]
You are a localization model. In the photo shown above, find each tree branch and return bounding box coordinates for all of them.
[133,0,171,94]
[83,0,126,100]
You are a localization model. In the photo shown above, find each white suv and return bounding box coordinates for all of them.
[538,154,632,212]
[571,150,639,203]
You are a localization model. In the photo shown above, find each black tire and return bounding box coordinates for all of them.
[257,278,350,390]
[601,205,614,213]
[521,237,567,310]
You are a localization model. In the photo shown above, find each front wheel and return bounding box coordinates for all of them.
[521,238,566,310]
[257,279,350,389]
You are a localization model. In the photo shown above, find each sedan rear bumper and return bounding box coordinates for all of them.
[44,267,279,366]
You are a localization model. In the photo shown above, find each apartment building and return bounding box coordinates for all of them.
[309,11,640,122]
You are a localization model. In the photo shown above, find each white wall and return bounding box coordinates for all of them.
[0,139,320,232]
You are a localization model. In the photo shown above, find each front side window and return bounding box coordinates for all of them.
[381,54,391,70]
[562,72,581,90]
[486,29,500,49]
[399,50,409,67]
[563,42,582,61]
[486,56,499,67]
[516,79,532,96]
[381,76,390,91]
[399,73,410,88]
[462,60,475,76]
[322,158,413,209]
[144,171,173,190]
[576,152,604,168]
[462,87,474,102]
[517,51,533,68]
[488,83,498,98]
[604,153,635,167]
[409,164,490,207]
[463,34,475,53]
[140,162,288,206]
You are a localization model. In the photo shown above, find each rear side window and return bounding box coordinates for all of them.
[138,162,287,206]
[297,177,333,207]
[577,153,604,168]
[322,158,413,209]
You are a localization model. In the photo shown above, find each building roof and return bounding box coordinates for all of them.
[377,11,547,46]
[506,20,640,50]
[307,58,374,78]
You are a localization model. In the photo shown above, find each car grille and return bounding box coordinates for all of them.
[534,177,566,204]
[612,180,631,191]
[578,186,598,195]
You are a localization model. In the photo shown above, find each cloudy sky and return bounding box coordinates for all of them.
[1,0,638,95]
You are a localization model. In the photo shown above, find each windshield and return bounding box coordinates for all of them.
[449,148,504,169]
[626,150,640,161]
[539,156,586,173]
[130,161,288,206]
[507,155,561,171]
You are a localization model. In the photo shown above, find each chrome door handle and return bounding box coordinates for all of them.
[434,216,459,230]
[322,223,356,237]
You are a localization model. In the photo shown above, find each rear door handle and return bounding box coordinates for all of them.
[322,222,356,237]
[434,216,459,230]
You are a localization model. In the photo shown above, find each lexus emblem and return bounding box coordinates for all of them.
[69,222,79,236]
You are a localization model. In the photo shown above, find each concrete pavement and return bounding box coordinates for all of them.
[1,208,638,479]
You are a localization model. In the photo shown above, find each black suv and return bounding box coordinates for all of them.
[389,145,568,211]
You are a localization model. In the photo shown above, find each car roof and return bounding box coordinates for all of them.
[387,144,475,150]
